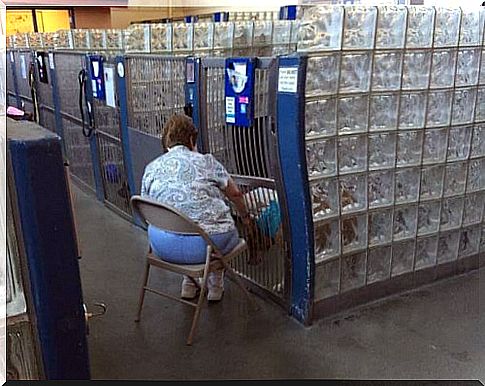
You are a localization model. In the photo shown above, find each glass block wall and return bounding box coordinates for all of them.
[298,5,485,302]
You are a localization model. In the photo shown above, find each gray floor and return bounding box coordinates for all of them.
[73,185,485,380]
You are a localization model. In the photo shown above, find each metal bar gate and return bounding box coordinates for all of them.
[52,51,98,193]
[123,55,186,194]
[198,57,290,306]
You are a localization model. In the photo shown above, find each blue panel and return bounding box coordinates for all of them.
[49,51,66,156]
[84,55,105,202]
[276,55,314,324]
[8,123,90,379]
[88,55,105,100]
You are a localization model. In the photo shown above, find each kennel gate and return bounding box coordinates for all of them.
[197,57,290,306]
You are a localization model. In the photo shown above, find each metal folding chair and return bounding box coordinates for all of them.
[130,195,258,345]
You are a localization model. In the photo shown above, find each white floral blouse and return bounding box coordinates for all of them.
[141,145,235,234]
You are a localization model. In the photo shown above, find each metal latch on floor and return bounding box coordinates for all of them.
[83,302,107,335]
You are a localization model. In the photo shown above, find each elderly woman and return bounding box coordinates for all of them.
[141,114,250,302]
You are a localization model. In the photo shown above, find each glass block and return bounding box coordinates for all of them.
[340,252,366,292]
[418,201,440,236]
[459,9,481,46]
[440,196,464,231]
[151,24,173,52]
[433,7,460,47]
[423,129,447,165]
[73,29,90,50]
[406,6,434,48]
[338,95,369,134]
[297,6,343,52]
[372,51,402,91]
[105,29,123,51]
[340,174,367,213]
[369,171,394,208]
[339,52,372,93]
[311,178,339,220]
[395,167,420,204]
[315,220,340,260]
[375,6,406,49]
[213,22,234,49]
[391,240,415,277]
[369,132,396,171]
[173,23,193,51]
[306,54,340,97]
[27,32,43,48]
[368,209,393,246]
[463,192,485,226]
[402,51,431,90]
[369,94,399,132]
[420,165,444,201]
[467,158,485,192]
[399,92,427,130]
[342,214,367,254]
[314,259,340,300]
[430,50,457,89]
[393,204,418,241]
[397,131,423,167]
[233,21,253,48]
[272,20,292,46]
[471,125,485,158]
[305,98,337,138]
[452,89,477,126]
[193,23,214,50]
[306,139,337,178]
[415,236,438,270]
[444,162,467,197]
[426,90,453,127]
[253,21,272,47]
[54,30,74,49]
[90,29,106,50]
[367,246,391,284]
[338,135,367,174]
[458,226,481,258]
[343,6,377,49]
[476,88,485,123]
[447,126,472,161]
[123,25,150,53]
[456,49,480,87]
[437,231,460,263]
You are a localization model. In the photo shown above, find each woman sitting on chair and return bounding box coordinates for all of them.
[141,114,251,302]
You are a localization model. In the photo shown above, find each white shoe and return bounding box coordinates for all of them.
[181,276,198,300]
[207,271,224,302]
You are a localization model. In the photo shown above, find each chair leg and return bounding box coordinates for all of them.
[186,247,212,345]
[222,262,260,311]
[135,260,150,322]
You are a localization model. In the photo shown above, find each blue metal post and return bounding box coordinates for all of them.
[84,54,105,202]
[276,55,314,325]
[8,125,91,379]
[185,56,204,151]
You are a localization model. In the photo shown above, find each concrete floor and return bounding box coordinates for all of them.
[72,185,485,380]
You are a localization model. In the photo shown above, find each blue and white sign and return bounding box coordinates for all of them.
[224,57,255,127]
[89,55,105,100]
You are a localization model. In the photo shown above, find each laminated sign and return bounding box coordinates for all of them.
[224,57,256,127]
